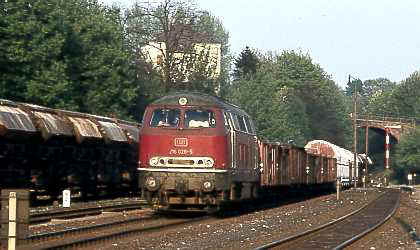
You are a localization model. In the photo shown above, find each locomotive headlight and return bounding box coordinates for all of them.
[149,157,159,166]
[202,180,214,192]
[145,176,159,191]
[205,159,214,168]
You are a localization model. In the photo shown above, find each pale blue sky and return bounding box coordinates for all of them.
[99,0,420,87]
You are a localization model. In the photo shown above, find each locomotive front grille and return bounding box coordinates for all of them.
[149,156,214,168]
[168,159,194,165]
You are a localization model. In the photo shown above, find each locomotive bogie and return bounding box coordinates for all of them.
[140,171,231,208]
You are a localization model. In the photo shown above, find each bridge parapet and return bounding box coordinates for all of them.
[356,115,417,141]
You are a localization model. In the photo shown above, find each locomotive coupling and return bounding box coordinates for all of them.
[201,180,214,192]
[145,176,160,191]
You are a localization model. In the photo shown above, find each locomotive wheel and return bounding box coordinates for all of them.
[144,190,154,204]
[221,190,229,201]
[251,183,259,199]
[230,183,242,200]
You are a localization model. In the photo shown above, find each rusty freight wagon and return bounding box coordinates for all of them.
[0,99,140,200]
[258,141,337,190]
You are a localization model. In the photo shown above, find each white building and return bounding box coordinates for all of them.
[141,41,222,80]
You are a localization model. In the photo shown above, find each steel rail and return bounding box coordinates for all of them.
[255,188,400,250]
[30,200,148,224]
[20,213,211,249]
[333,190,400,249]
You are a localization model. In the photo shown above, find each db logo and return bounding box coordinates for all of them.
[174,138,188,147]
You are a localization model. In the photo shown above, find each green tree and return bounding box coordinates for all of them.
[230,67,310,145]
[362,78,397,115]
[360,73,418,119]
[394,128,420,183]
[273,50,351,146]
[344,78,363,97]
[363,78,395,98]
[233,46,259,80]
[0,0,140,120]
[229,50,350,147]
[0,0,64,102]
[391,71,420,118]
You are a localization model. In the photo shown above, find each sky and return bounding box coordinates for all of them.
[99,0,420,88]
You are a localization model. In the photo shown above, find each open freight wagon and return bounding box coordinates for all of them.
[0,99,141,201]
[258,141,337,192]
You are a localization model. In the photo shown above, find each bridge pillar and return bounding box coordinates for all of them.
[384,127,391,186]
[385,127,390,170]
[364,125,369,188]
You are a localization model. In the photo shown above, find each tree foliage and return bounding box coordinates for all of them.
[230,67,310,145]
[391,71,420,118]
[358,74,420,118]
[233,46,259,81]
[0,0,140,120]
[362,78,397,115]
[344,78,363,97]
[394,128,420,182]
[229,50,351,147]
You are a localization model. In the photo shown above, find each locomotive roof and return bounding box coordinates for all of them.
[151,92,250,117]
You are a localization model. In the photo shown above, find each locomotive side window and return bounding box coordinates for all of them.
[229,113,240,131]
[185,109,216,128]
[150,108,180,127]
[237,115,247,132]
[244,116,255,134]
[229,113,254,134]
[223,111,233,129]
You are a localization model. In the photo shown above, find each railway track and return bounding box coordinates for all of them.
[30,199,148,224]
[255,188,401,249]
[18,211,212,249]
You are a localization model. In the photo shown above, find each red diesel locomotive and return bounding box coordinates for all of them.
[138,93,259,210]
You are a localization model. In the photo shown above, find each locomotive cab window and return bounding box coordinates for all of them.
[185,109,216,128]
[229,113,240,131]
[150,108,180,127]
